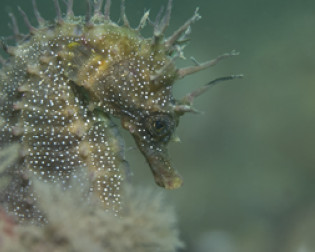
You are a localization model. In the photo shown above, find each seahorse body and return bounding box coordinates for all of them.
[0,0,238,222]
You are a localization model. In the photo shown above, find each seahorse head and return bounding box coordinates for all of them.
[115,55,182,190]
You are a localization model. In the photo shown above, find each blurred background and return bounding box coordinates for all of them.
[0,0,314,251]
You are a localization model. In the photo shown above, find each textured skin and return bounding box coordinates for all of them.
[0,1,236,223]
[0,23,129,221]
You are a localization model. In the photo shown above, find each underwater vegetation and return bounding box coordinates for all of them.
[0,0,239,251]
[0,171,184,252]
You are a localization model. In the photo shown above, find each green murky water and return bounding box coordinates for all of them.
[1,0,314,251]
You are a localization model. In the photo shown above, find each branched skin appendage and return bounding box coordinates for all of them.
[0,0,239,222]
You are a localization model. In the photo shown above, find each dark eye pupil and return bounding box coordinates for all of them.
[145,114,175,139]
[154,120,165,131]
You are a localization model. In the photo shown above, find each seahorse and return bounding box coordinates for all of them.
[0,0,240,223]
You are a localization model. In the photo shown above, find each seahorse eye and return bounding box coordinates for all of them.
[146,114,175,139]
[153,120,165,131]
